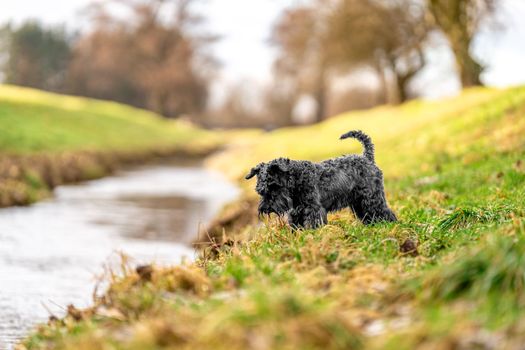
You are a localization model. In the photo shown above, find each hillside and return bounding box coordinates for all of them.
[208,86,523,180]
[0,85,221,206]
[20,86,525,349]
[0,85,221,154]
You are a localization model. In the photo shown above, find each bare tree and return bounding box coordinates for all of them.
[68,0,217,118]
[427,0,499,87]
[270,0,430,116]
[271,5,332,122]
[327,0,430,103]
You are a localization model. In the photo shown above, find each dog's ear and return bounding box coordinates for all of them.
[245,163,263,180]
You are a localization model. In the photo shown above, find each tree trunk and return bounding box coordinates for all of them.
[427,0,484,87]
[385,57,407,105]
[395,74,409,103]
[451,41,483,87]
[313,70,327,123]
[387,52,425,104]
[374,61,389,105]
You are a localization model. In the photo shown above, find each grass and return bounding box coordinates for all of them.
[0,84,221,154]
[19,85,525,349]
[0,84,226,206]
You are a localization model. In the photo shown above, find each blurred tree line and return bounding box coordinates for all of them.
[268,0,500,124]
[0,0,500,127]
[0,0,215,118]
[0,22,71,92]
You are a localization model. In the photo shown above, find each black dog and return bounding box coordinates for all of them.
[245,130,397,229]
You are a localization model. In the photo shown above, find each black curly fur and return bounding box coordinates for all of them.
[245,130,397,229]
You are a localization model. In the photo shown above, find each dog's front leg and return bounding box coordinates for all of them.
[288,206,305,228]
[304,205,327,229]
[288,190,327,229]
[288,205,326,229]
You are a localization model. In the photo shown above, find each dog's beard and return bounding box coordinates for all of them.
[258,192,293,218]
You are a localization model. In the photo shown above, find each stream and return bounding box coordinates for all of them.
[0,160,239,348]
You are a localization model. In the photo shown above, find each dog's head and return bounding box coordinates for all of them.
[245,158,294,217]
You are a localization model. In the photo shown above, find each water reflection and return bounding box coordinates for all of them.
[0,163,239,348]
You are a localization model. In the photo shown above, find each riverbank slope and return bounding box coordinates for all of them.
[0,85,224,207]
[20,86,525,349]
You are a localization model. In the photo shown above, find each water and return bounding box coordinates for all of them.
[0,162,239,348]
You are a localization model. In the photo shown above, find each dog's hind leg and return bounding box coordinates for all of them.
[361,194,397,224]
[361,206,397,225]
[352,182,397,225]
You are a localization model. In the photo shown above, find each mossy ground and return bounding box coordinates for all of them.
[19,86,525,349]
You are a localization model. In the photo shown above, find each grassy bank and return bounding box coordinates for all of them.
[0,85,223,206]
[20,86,525,349]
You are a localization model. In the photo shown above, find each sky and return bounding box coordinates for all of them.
[1,0,525,99]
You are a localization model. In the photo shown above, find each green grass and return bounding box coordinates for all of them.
[19,86,525,349]
[0,84,229,206]
[0,84,218,154]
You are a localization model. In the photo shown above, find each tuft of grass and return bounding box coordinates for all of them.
[436,205,514,231]
[423,231,525,308]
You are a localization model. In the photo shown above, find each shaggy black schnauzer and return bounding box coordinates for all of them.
[245,130,397,229]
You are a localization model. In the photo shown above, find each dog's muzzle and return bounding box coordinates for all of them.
[258,201,275,216]
[258,195,293,217]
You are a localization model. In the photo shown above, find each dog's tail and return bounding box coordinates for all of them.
[339,130,375,162]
